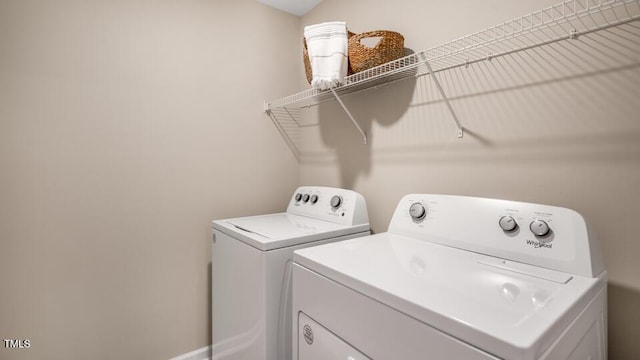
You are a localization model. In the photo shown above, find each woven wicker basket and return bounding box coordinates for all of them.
[348,30,404,73]
[303,31,355,84]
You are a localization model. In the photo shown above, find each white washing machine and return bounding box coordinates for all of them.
[212,186,369,360]
[293,194,607,360]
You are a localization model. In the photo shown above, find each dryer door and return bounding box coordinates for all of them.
[298,312,370,360]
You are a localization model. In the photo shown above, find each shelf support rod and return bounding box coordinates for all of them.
[330,88,368,144]
[423,59,464,138]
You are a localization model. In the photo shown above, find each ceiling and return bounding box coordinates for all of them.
[256,0,322,16]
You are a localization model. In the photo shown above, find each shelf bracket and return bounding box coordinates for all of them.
[423,59,464,138]
[569,28,579,40]
[330,88,368,144]
[263,101,271,115]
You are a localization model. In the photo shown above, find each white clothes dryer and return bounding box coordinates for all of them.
[212,186,369,360]
[293,194,607,360]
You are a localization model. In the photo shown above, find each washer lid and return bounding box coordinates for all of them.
[293,233,606,360]
[213,213,369,251]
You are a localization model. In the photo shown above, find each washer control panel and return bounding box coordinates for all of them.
[287,186,369,226]
[388,194,604,277]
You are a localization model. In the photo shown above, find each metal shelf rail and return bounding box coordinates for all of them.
[265,0,640,156]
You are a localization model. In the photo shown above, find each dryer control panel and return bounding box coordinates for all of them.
[388,194,604,278]
[287,186,369,227]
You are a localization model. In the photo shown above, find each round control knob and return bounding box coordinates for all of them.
[530,219,551,237]
[499,216,518,232]
[302,194,310,203]
[295,193,302,202]
[310,195,318,204]
[330,195,342,209]
[409,203,426,221]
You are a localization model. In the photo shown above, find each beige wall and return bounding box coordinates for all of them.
[0,0,299,359]
[301,0,640,358]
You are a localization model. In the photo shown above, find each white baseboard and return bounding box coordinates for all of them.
[169,345,211,360]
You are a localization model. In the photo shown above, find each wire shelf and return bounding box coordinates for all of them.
[265,0,640,154]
